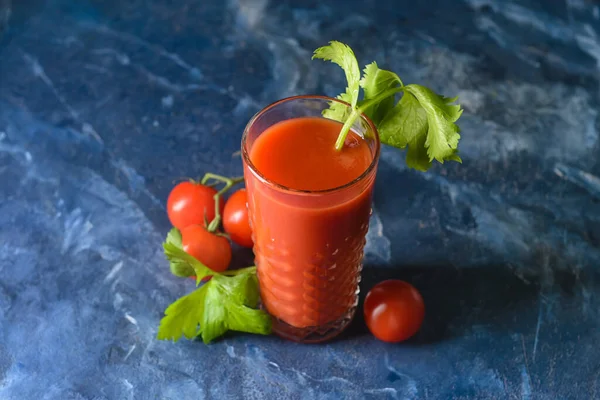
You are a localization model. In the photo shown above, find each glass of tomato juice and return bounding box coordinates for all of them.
[242,95,380,343]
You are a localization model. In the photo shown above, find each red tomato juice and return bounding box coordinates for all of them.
[244,117,377,331]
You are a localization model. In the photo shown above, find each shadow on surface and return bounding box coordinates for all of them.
[338,264,542,344]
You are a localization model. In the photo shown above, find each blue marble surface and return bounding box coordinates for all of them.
[1,0,600,398]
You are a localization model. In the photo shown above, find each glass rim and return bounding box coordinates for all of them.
[241,94,381,195]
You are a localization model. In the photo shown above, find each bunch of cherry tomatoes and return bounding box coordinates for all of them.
[165,178,425,343]
[166,178,252,273]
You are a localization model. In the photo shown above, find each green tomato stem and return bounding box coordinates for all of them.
[334,86,405,152]
[200,173,244,233]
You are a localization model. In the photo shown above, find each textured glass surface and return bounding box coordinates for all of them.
[242,96,379,342]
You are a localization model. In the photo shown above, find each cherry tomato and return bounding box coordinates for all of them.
[167,181,225,230]
[223,189,253,248]
[364,280,425,343]
[181,224,231,273]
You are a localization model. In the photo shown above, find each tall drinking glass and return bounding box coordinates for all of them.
[242,96,380,343]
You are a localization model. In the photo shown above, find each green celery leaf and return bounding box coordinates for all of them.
[157,270,272,344]
[405,127,432,171]
[157,284,208,341]
[213,273,271,337]
[241,270,260,308]
[165,227,183,248]
[200,279,229,344]
[163,228,195,278]
[163,239,212,284]
[379,89,462,170]
[213,270,258,307]
[226,303,273,336]
[404,84,463,163]
[313,41,361,112]
[359,62,402,125]
[322,92,353,123]
[379,92,427,147]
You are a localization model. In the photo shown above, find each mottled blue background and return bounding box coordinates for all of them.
[1,0,600,399]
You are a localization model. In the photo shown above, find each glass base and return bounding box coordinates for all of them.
[269,306,356,344]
